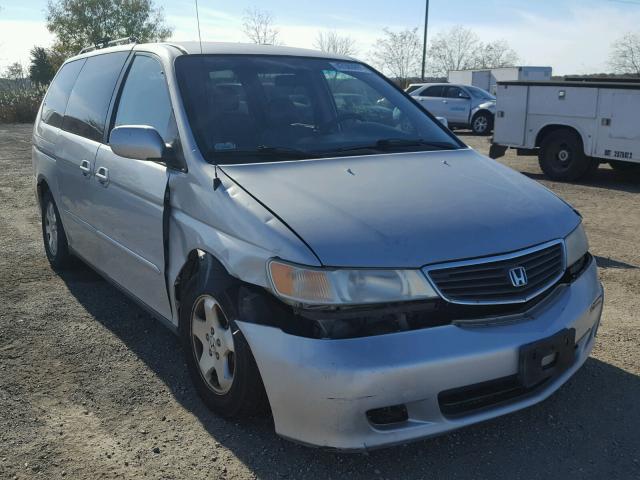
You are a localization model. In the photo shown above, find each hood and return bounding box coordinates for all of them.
[221,149,579,268]
[477,100,496,111]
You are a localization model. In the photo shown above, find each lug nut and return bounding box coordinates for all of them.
[208,348,213,356]
[216,339,221,347]
[215,352,220,360]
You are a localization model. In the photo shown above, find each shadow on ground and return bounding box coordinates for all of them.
[522,168,640,194]
[58,264,640,479]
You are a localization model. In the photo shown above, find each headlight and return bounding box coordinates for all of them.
[267,260,438,306]
[565,223,589,267]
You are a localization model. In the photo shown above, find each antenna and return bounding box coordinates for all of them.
[194,0,203,54]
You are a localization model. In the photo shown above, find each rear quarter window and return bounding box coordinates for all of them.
[40,59,85,128]
[62,52,129,142]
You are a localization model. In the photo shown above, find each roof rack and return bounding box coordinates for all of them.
[79,36,138,54]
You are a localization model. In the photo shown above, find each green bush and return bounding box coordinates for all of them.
[0,86,46,124]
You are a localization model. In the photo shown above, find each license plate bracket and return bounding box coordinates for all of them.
[518,328,576,389]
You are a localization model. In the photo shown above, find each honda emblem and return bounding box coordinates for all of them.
[508,266,528,287]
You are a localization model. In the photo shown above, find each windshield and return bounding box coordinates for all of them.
[466,86,495,101]
[175,55,462,164]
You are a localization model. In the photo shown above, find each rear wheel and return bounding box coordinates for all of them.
[471,111,493,135]
[180,257,268,418]
[538,129,596,181]
[41,191,72,269]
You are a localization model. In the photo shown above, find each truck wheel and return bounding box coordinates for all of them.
[41,191,72,269]
[180,257,268,418]
[538,129,595,181]
[609,161,640,173]
[471,112,492,135]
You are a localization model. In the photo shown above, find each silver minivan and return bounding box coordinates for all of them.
[33,41,603,450]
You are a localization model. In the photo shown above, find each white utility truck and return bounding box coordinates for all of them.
[490,80,640,180]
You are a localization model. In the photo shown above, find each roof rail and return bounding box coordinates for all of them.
[79,36,138,54]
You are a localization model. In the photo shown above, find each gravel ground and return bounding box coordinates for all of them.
[1,123,639,480]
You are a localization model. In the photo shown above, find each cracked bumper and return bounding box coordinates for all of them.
[238,259,603,450]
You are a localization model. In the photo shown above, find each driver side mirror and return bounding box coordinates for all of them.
[110,125,166,161]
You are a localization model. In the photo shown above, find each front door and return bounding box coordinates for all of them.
[442,86,471,125]
[91,53,177,319]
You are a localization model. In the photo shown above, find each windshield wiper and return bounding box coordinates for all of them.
[207,145,319,162]
[323,138,456,155]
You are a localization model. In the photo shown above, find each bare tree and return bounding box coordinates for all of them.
[242,7,280,45]
[370,28,421,87]
[4,62,26,81]
[427,25,519,76]
[314,31,357,56]
[427,25,481,76]
[610,32,640,75]
[475,39,519,69]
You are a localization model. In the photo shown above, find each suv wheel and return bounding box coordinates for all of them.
[180,258,268,418]
[471,111,492,135]
[538,129,596,181]
[41,191,72,269]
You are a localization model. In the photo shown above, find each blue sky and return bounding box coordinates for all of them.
[2,0,640,74]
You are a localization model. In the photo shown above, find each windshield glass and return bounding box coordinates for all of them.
[175,55,462,164]
[466,86,495,101]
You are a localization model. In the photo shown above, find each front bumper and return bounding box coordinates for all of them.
[238,258,603,450]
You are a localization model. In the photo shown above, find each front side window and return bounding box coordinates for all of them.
[445,86,469,99]
[175,56,461,164]
[113,55,176,143]
[63,52,129,142]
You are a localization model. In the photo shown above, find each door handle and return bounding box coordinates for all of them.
[80,159,91,176]
[442,100,448,104]
[95,166,109,185]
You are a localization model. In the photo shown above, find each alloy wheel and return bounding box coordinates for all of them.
[44,202,58,256]
[190,295,236,394]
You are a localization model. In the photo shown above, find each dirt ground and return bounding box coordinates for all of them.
[1,123,639,480]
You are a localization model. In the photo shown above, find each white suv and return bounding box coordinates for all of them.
[407,83,496,135]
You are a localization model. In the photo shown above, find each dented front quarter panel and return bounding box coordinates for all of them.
[165,162,320,326]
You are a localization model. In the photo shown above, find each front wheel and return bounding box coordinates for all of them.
[180,258,268,418]
[471,111,493,135]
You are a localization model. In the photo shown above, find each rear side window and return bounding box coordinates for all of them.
[40,60,85,128]
[423,86,444,97]
[63,52,129,142]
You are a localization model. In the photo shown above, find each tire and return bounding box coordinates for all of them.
[471,111,493,135]
[538,129,596,181]
[41,190,72,269]
[179,257,268,418]
[609,161,640,173]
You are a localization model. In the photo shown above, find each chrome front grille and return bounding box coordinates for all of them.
[425,241,565,305]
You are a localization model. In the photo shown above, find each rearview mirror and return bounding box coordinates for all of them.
[110,125,165,161]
